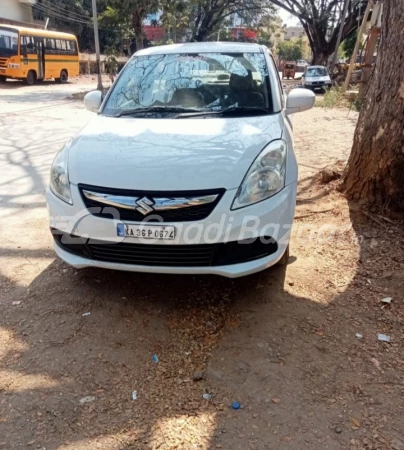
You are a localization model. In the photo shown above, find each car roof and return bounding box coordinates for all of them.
[307,65,327,69]
[136,42,267,56]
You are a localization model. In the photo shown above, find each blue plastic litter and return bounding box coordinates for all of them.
[232,402,240,410]
[152,354,159,363]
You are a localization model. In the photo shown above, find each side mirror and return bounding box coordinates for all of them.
[286,88,315,115]
[84,90,102,113]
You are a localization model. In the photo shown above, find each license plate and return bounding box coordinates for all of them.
[117,223,176,240]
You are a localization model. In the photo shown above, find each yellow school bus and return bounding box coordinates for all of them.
[0,25,79,85]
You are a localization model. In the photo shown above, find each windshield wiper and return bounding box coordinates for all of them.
[114,106,201,117]
[176,106,271,118]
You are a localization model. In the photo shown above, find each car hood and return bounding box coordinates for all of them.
[68,114,284,191]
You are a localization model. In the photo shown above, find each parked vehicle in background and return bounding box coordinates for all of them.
[297,59,308,66]
[282,61,296,79]
[47,42,315,278]
[296,59,309,72]
[302,65,332,91]
[0,25,79,85]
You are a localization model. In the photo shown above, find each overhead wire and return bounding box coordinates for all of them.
[38,0,92,22]
[27,2,125,33]
[32,3,90,25]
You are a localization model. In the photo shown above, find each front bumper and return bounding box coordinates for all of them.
[305,82,331,89]
[47,182,297,277]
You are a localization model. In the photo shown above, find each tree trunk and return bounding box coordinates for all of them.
[342,0,404,211]
[311,44,331,65]
[133,9,144,51]
[192,18,210,42]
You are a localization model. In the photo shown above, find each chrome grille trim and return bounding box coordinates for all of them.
[82,190,219,212]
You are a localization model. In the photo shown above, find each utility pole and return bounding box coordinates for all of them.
[343,0,373,91]
[329,0,350,73]
[91,0,103,92]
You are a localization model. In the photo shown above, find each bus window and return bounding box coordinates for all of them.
[21,36,36,54]
[46,38,55,53]
[70,40,78,55]
[27,37,36,53]
[55,40,63,53]
[0,28,18,56]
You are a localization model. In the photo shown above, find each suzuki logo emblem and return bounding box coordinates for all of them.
[135,197,155,215]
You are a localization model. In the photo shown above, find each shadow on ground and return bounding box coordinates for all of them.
[1,200,403,450]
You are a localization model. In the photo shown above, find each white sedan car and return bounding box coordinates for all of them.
[302,65,332,91]
[47,42,314,278]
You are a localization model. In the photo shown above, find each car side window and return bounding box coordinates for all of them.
[269,54,285,109]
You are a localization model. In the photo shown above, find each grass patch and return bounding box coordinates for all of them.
[315,85,363,111]
[315,85,350,108]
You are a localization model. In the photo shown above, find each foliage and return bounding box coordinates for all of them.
[257,30,274,48]
[341,29,359,60]
[104,46,119,74]
[189,0,275,42]
[315,85,349,108]
[106,0,160,50]
[352,96,362,112]
[277,39,303,61]
[160,0,190,42]
[268,0,368,64]
[33,0,130,53]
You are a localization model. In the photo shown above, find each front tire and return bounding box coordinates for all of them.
[0,75,6,83]
[25,70,36,85]
[56,70,68,84]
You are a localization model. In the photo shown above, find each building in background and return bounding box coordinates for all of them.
[0,0,37,26]
[284,26,305,40]
[284,25,312,61]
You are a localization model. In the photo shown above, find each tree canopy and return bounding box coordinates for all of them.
[277,39,303,61]
[32,0,128,52]
[268,0,368,64]
[35,0,277,53]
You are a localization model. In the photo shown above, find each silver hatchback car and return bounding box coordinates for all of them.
[302,65,332,91]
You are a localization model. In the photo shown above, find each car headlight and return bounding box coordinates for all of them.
[50,143,72,204]
[232,139,286,210]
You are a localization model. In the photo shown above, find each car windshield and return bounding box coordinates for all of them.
[0,27,18,57]
[103,52,272,117]
[306,67,328,77]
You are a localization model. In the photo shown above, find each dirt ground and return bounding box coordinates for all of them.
[1,84,404,450]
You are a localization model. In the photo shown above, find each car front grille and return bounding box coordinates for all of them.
[53,231,278,267]
[0,58,8,68]
[78,184,225,223]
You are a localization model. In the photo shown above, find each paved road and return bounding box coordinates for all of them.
[0,82,91,219]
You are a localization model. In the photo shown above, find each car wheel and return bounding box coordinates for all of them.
[25,70,36,85]
[56,70,68,84]
[276,245,290,266]
[0,75,6,83]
